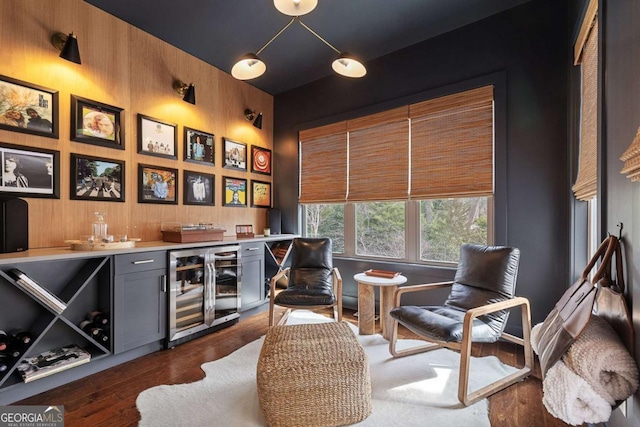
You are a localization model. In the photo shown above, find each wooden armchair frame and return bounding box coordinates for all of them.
[388,281,533,406]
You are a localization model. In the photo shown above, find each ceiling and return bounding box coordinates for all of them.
[85,0,533,95]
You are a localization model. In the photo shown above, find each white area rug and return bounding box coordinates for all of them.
[136,311,517,426]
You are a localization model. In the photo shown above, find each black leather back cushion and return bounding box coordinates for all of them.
[276,238,335,306]
[444,244,520,333]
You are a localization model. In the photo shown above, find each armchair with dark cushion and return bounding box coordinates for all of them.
[269,238,342,326]
[388,243,533,406]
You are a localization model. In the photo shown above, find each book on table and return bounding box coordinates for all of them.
[17,345,91,383]
[364,269,401,279]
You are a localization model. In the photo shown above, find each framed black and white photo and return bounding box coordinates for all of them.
[222,176,247,207]
[183,170,214,206]
[70,154,124,202]
[71,95,123,149]
[0,142,59,198]
[251,146,272,175]
[0,75,58,139]
[138,164,178,204]
[184,127,214,166]
[137,114,177,159]
[223,137,247,171]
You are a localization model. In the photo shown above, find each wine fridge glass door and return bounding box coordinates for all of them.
[168,252,209,344]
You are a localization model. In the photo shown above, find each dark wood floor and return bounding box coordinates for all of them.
[16,307,576,427]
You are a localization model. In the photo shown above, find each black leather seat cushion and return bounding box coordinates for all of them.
[390,305,500,343]
[274,238,335,307]
[390,244,520,344]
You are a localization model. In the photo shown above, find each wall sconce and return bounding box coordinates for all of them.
[173,80,196,105]
[244,109,263,129]
[51,32,81,64]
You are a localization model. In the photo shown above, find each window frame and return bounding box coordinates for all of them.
[302,196,494,267]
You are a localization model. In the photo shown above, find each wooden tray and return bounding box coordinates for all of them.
[364,269,401,279]
[162,229,225,243]
[66,239,138,251]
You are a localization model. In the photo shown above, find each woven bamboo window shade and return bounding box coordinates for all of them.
[409,86,494,199]
[299,122,348,203]
[572,1,598,201]
[347,107,409,201]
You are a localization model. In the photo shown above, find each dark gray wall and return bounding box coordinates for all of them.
[601,0,640,425]
[273,0,570,326]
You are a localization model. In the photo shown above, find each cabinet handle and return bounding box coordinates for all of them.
[161,275,167,293]
[132,259,155,265]
[245,247,260,251]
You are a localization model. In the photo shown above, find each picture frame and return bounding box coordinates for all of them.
[0,142,59,198]
[137,114,177,159]
[70,95,124,149]
[70,153,124,202]
[222,137,247,171]
[251,179,271,208]
[222,176,247,207]
[184,127,214,166]
[183,170,214,206]
[251,146,272,175]
[0,75,59,139]
[138,164,178,204]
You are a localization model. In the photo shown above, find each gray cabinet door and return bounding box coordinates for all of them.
[113,269,166,353]
[240,243,265,311]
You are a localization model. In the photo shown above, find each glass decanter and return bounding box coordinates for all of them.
[92,212,108,241]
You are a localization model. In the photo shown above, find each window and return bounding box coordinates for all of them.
[304,203,345,253]
[420,197,489,263]
[304,197,491,264]
[572,0,599,261]
[300,85,495,265]
[355,202,405,258]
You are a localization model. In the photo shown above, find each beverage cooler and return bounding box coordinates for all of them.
[166,245,241,347]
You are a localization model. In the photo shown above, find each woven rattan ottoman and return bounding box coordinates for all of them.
[256,321,372,427]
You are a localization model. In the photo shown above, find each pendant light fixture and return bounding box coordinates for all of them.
[231,0,366,81]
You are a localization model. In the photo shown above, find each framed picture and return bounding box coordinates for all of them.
[0,142,59,198]
[222,176,247,207]
[251,146,272,175]
[70,95,123,149]
[138,164,178,204]
[137,114,177,159]
[223,138,247,171]
[184,127,214,165]
[70,154,124,202]
[183,170,214,206]
[0,75,58,139]
[251,180,271,208]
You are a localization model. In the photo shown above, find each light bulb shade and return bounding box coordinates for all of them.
[183,84,196,104]
[253,113,263,129]
[332,53,366,78]
[52,32,81,64]
[231,53,267,80]
[274,0,318,16]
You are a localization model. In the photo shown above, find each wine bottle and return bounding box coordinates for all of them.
[0,330,8,352]
[11,330,32,346]
[87,310,109,326]
[80,320,100,337]
[0,354,9,372]
[95,328,109,344]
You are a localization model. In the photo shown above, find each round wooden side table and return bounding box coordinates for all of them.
[353,272,407,339]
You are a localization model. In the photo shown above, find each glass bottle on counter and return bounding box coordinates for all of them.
[92,212,108,242]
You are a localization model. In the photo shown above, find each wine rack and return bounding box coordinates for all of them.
[265,239,293,288]
[0,256,111,392]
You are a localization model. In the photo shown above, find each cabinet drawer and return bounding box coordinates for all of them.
[115,251,166,275]
[240,243,263,258]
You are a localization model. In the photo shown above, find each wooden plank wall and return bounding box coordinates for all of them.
[0,0,273,248]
